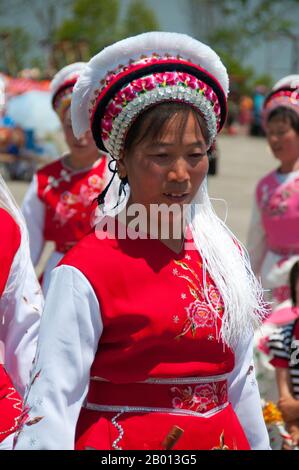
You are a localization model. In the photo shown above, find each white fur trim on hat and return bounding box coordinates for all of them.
[50,62,86,101]
[71,32,229,139]
[272,74,299,91]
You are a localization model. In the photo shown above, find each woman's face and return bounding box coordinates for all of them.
[62,108,98,159]
[266,116,299,165]
[119,111,209,209]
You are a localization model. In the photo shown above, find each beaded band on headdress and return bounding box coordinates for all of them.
[71,32,229,160]
[90,59,226,159]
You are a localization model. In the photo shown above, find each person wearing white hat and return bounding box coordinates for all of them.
[15,32,269,450]
[0,176,43,450]
[21,62,112,294]
[247,75,299,404]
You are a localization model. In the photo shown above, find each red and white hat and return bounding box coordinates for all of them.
[263,74,299,123]
[71,32,229,159]
[50,62,86,120]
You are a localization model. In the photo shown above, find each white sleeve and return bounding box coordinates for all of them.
[228,333,270,450]
[247,197,267,276]
[21,175,45,266]
[0,250,43,396]
[14,265,103,450]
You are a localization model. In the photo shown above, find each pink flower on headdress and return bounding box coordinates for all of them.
[155,71,178,86]
[106,101,122,118]
[132,76,156,92]
[119,85,136,103]
[102,118,113,133]
[178,73,198,90]
[214,101,221,116]
[205,87,214,101]
[105,73,116,87]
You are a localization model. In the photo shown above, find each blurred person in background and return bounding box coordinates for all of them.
[268,261,299,449]
[22,63,113,294]
[248,75,299,308]
[250,85,267,137]
[247,75,299,402]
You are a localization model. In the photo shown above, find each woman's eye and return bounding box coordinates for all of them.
[189,153,204,158]
[150,153,169,158]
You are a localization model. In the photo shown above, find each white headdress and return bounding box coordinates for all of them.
[263,74,299,122]
[72,32,228,158]
[50,62,86,120]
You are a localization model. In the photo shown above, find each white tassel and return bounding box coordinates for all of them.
[187,179,268,348]
[71,32,229,139]
[98,176,267,348]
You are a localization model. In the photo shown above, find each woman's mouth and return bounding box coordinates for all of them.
[163,193,190,202]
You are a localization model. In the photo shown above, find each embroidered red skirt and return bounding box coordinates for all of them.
[0,365,22,443]
[75,376,250,450]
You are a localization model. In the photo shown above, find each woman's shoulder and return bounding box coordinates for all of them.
[256,170,277,191]
[0,208,21,296]
[0,208,21,247]
[36,157,63,178]
[59,226,120,270]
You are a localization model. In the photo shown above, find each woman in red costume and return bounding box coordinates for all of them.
[0,176,42,449]
[22,62,113,294]
[15,32,269,450]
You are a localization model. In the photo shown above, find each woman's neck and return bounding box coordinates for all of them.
[65,151,100,170]
[278,158,299,174]
[121,201,186,253]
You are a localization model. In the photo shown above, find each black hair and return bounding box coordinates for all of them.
[124,102,209,154]
[267,106,299,135]
[290,261,299,306]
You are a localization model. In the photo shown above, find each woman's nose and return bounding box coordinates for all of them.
[168,158,189,182]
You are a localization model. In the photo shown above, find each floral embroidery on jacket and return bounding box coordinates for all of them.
[51,175,103,226]
[260,178,299,217]
[173,259,223,338]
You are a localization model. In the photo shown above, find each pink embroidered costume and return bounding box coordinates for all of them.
[0,177,43,450]
[14,32,269,450]
[248,75,299,307]
[21,62,111,293]
[247,75,299,402]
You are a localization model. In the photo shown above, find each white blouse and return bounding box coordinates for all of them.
[0,246,43,396]
[0,243,43,450]
[14,265,270,450]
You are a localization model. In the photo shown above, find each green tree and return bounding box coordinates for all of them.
[187,0,299,88]
[56,0,159,57]
[122,0,159,37]
[0,0,72,75]
[0,27,32,75]
[55,0,120,54]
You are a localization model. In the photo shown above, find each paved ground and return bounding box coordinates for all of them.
[7,134,276,273]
